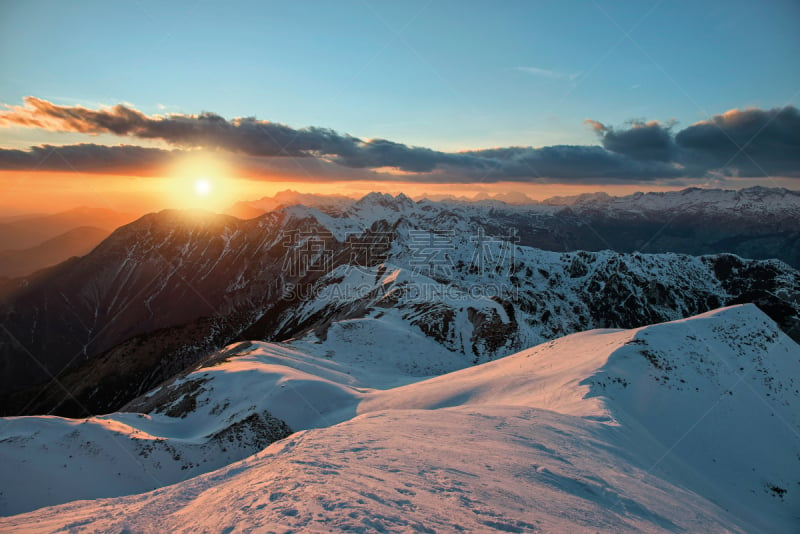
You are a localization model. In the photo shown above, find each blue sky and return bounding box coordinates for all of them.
[1,0,799,215]
[2,0,798,151]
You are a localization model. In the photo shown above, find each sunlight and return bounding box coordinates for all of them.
[194,178,212,196]
[166,152,236,212]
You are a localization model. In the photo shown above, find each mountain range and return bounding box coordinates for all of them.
[228,186,800,267]
[0,207,136,279]
[1,188,799,418]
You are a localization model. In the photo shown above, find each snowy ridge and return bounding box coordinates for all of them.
[0,361,292,516]
[225,190,355,219]
[543,186,800,218]
[363,304,800,531]
[270,186,800,226]
[269,244,800,367]
[2,304,798,532]
[230,186,800,221]
[279,262,516,361]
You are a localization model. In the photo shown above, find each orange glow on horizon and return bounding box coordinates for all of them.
[0,168,728,218]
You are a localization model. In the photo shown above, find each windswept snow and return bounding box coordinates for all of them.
[1,408,750,533]
[1,304,799,532]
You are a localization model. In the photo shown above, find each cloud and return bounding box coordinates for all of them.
[0,97,149,135]
[0,144,175,175]
[332,138,453,173]
[0,96,365,160]
[0,97,798,182]
[456,145,681,182]
[0,142,681,184]
[586,107,800,178]
[675,107,800,177]
[516,66,581,81]
[586,119,676,162]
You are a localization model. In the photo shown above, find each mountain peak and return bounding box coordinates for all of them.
[353,191,415,211]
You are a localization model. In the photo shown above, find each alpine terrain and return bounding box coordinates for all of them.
[1,305,798,532]
[0,190,798,532]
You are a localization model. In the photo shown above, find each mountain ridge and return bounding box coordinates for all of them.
[1,304,797,531]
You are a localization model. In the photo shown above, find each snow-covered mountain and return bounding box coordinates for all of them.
[2,190,799,417]
[2,304,798,532]
[0,384,291,516]
[541,185,800,216]
[462,186,800,267]
[225,189,355,219]
[229,186,800,265]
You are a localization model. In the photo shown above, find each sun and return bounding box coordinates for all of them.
[194,178,212,196]
[165,152,240,211]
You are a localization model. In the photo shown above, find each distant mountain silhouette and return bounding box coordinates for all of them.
[0,206,135,253]
[0,226,110,278]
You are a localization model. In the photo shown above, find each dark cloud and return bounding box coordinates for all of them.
[586,119,676,162]
[457,145,681,182]
[0,97,365,161]
[0,144,174,175]
[675,107,800,177]
[1,97,798,182]
[586,107,800,178]
[333,138,453,173]
[0,142,680,184]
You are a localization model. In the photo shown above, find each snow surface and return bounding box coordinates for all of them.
[1,304,799,532]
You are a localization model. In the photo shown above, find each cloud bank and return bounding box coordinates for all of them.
[1,97,798,183]
[0,144,174,175]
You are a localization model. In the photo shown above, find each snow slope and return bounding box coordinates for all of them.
[0,359,293,516]
[1,407,748,533]
[363,304,800,532]
[0,317,465,516]
[1,304,798,532]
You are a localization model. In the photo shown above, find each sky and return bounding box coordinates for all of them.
[0,0,799,214]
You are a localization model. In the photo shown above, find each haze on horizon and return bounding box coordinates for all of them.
[1,0,799,216]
